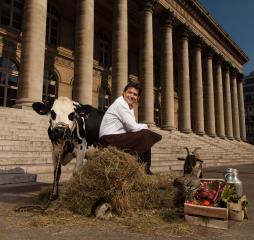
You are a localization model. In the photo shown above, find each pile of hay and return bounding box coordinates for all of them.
[59,147,178,216]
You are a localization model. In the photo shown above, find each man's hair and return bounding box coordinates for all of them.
[123,81,142,96]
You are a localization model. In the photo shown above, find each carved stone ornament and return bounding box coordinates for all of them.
[191,36,204,49]
[177,25,191,39]
[204,46,214,58]
[160,8,175,27]
[143,0,158,12]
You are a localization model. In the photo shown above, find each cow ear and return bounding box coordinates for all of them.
[32,102,51,115]
[74,106,86,117]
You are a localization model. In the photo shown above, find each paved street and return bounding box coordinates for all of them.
[0,164,253,240]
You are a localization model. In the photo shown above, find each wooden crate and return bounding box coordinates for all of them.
[184,203,228,229]
[184,179,228,229]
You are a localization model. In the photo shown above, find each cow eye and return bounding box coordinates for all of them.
[68,112,75,121]
[50,110,56,120]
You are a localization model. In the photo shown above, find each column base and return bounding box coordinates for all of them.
[218,135,226,139]
[161,125,175,131]
[226,136,234,140]
[14,98,40,110]
[180,128,192,134]
[194,130,205,136]
[143,122,156,127]
[205,131,216,137]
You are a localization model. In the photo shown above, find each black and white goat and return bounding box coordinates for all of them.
[178,147,203,178]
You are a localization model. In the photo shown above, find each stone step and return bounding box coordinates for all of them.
[0,151,51,158]
[0,156,52,165]
[0,139,51,147]
[0,135,50,141]
[0,131,48,138]
[0,144,52,152]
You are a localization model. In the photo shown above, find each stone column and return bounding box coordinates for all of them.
[73,0,94,105]
[203,47,216,137]
[231,69,241,141]
[160,10,175,130]
[191,37,204,135]
[214,55,225,138]
[15,0,47,108]
[111,0,128,100]
[222,63,234,140]
[177,27,191,133]
[139,1,155,125]
[237,75,247,141]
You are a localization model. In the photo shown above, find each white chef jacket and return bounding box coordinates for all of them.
[99,96,148,138]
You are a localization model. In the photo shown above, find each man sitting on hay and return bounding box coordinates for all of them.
[99,81,162,175]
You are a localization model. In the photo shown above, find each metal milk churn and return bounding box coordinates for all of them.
[224,168,243,196]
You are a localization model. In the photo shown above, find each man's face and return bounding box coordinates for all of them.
[123,87,139,107]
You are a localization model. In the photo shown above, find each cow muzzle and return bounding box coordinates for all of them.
[50,123,73,143]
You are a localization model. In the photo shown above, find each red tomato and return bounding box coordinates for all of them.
[201,200,210,206]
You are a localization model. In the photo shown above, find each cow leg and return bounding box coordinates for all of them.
[51,149,62,200]
[54,164,61,199]
[74,139,87,173]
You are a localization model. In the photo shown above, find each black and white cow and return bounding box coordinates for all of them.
[32,96,102,199]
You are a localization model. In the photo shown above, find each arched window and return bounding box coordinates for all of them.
[43,68,58,105]
[99,33,111,67]
[0,57,19,107]
[0,0,23,30]
[46,4,59,46]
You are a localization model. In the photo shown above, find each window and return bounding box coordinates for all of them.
[43,67,57,105]
[99,33,111,67]
[46,4,59,46]
[0,57,19,107]
[98,74,110,114]
[154,93,161,127]
[98,86,110,113]
[0,0,23,30]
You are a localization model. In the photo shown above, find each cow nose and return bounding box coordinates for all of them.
[52,127,65,139]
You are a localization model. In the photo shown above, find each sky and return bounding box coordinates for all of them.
[198,0,254,76]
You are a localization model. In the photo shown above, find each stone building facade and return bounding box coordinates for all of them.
[0,0,248,141]
[244,71,254,143]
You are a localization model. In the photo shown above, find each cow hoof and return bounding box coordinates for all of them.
[50,194,59,201]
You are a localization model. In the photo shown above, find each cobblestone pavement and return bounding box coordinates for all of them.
[0,164,253,240]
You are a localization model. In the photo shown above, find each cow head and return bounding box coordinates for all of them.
[32,97,83,143]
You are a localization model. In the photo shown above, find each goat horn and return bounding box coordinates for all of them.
[193,147,201,155]
[184,147,190,155]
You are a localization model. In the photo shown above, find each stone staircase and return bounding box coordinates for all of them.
[1,107,254,185]
[151,128,254,173]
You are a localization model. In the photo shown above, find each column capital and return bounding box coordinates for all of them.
[214,54,224,65]
[203,46,214,58]
[231,67,239,78]
[159,8,175,27]
[176,24,191,40]
[141,0,158,12]
[222,61,231,71]
[190,36,204,49]
[238,72,244,82]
